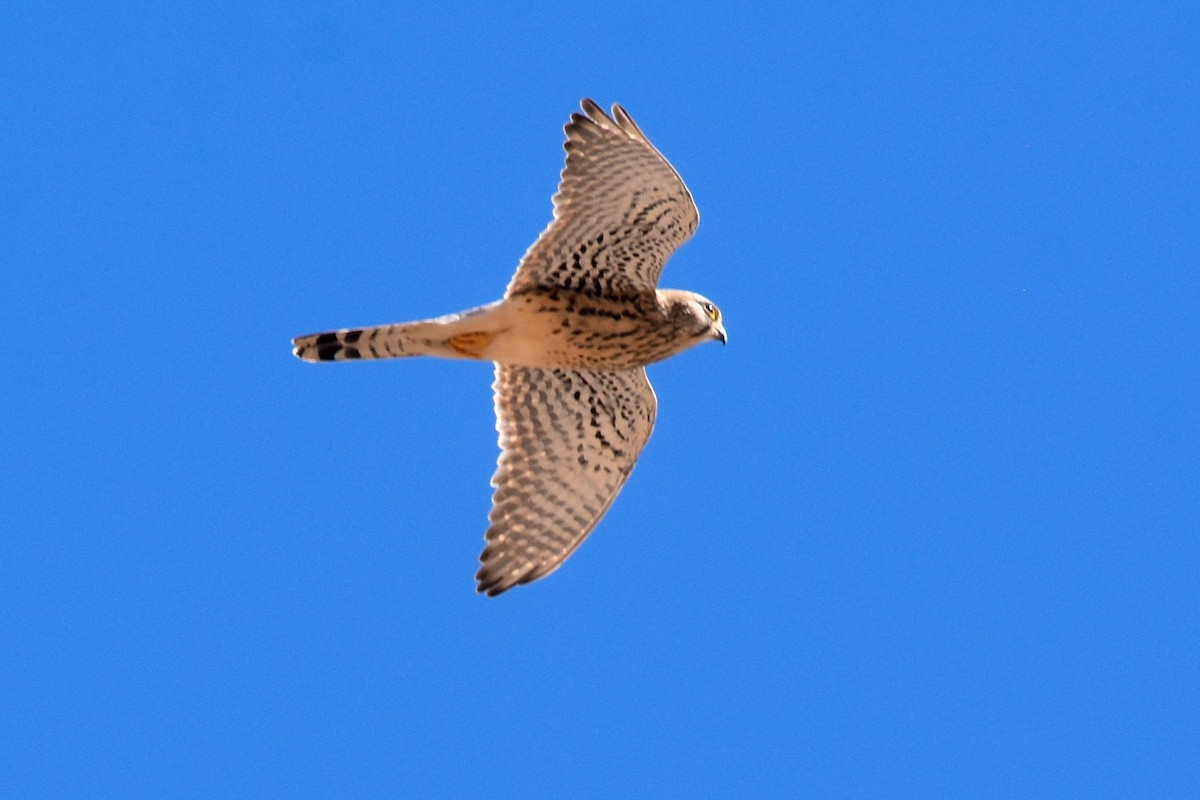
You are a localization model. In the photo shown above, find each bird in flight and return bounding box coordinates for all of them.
[293,99,725,596]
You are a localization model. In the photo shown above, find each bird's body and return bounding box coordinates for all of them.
[293,99,725,595]
[293,288,715,370]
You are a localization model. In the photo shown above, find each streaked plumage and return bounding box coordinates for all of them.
[293,99,725,595]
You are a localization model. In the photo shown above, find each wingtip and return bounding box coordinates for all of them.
[475,556,544,597]
[575,97,626,134]
[572,98,647,144]
[610,103,646,140]
[474,570,510,598]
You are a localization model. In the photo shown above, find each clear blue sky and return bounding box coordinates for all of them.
[3,3,1197,797]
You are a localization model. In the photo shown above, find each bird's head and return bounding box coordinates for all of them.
[662,290,727,346]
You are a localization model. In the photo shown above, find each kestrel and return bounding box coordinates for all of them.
[293,99,725,596]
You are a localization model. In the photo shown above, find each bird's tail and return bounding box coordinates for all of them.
[292,304,504,363]
[293,321,431,362]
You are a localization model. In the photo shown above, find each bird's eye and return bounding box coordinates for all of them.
[701,302,719,321]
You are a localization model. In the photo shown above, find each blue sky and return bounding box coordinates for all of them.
[3,3,1198,797]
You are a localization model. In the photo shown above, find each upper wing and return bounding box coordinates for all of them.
[477,365,657,596]
[505,99,699,298]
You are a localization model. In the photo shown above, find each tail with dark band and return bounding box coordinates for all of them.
[293,302,507,363]
[292,322,432,362]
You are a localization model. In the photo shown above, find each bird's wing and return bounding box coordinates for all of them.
[477,364,657,596]
[505,99,699,298]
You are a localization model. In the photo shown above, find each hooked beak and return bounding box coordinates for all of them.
[714,326,727,346]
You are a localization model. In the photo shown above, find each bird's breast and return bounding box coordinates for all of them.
[483,293,686,369]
